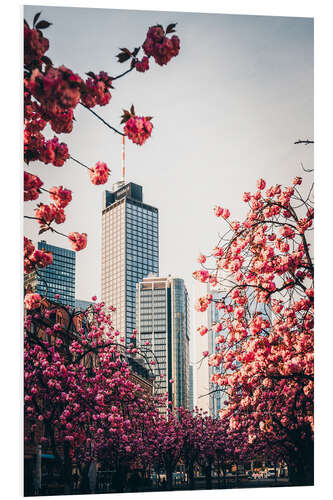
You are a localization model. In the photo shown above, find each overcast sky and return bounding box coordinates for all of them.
[24,6,313,318]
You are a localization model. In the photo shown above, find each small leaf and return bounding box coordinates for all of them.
[145,116,153,121]
[116,51,131,63]
[166,23,177,34]
[130,104,135,115]
[86,71,96,79]
[33,11,42,27]
[39,227,49,235]
[120,109,131,124]
[36,20,52,30]
[119,47,131,55]
[132,47,140,57]
[24,19,30,29]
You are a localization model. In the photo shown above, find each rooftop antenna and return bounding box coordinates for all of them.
[122,135,125,183]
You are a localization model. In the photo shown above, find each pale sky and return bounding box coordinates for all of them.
[24,5,313,317]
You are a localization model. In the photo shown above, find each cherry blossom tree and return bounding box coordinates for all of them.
[193,174,314,485]
[24,13,180,271]
[24,296,166,494]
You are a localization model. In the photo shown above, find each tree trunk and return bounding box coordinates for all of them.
[166,466,173,490]
[288,438,314,486]
[114,464,126,493]
[63,441,73,494]
[217,464,221,488]
[204,462,212,490]
[79,462,91,494]
[188,460,195,489]
[222,463,227,488]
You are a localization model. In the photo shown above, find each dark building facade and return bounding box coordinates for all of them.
[25,241,76,308]
[101,181,159,345]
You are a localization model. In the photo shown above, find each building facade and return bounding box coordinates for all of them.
[75,299,93,311]
[194,279,271,418]
[193,281,211,414]
[101,182,159,345]
[135,275,190,410]
[193,281,229,417]
[25,241,76,308]
[189,363,194,411]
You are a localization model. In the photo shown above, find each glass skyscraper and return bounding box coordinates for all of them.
[75,299,93,311]
[136,275,190,410]
[189,363,194,410]
[36,241,76,307]
[101,182,159,345]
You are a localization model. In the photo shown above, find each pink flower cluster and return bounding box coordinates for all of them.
[27,66,82,135]
[194,294,213,312]
[24,172,43,201]
[24,292,41,310]
[192,270,210,282]
[24,24,49,69]
[197,325,208,336]
[68,232,87,251]
[35,203,66,226]
[49,186,72,208]
[135,56,149,73]
[89,162,110,185]
[81,71,113,108]
[142,25,180,66]
[24,133,69,166]
[24,237,53,274]
[214,206,230,219]
[124,116,153,145]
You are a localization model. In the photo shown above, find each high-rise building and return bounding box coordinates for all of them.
[194,279,271,418]
[136,275,190,410]
[193,281,211,413]
[101,182,159,345]
[25,241,76,307]
[75,299,93,311]
[189,363,194,410]
[209,290,227,419]
[193,281,229,417]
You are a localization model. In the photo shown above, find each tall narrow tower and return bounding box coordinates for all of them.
[101,182,159,345]
[136,275,190,410]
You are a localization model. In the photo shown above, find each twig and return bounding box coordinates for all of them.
[294,140,314,145]
[79,103,125,136]
[112,66,135,81]
[69,155,91,170]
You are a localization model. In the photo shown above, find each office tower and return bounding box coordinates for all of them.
[194,278,271,417]
[189,363,194,411]
[209,289,226,419]
[101,182,159,345]
[75,299,93,311]
[193,281,228,417]
[193,281,211,414]
[25,241,76,307]
[136,275,190,410]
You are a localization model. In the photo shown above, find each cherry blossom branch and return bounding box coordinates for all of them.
[301,162,313,173]
[294,139,314,145]
[79,102,125,136]
[112,66,135,81]
[24,216,68,238]
[69,155,91,170]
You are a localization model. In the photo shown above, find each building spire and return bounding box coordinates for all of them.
[122,135,125,183]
